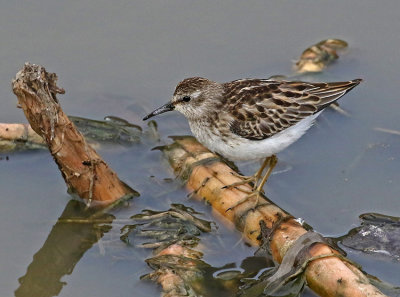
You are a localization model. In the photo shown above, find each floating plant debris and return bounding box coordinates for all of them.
[295,39,348,73]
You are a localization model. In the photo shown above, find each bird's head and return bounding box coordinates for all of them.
[143,77,223,121]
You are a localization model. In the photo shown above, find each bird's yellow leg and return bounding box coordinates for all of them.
[255,155,278,192]
[223,156,270,190]
[226,155,278,211]
[251,155,278,206]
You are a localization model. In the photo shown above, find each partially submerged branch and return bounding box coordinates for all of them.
[11,63,136,205]
[161,136,386,297]
[0,123,45,151]
[0,116,142,152]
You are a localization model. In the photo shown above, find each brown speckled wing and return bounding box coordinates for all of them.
[225,79,361,140]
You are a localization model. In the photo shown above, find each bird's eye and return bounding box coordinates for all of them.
[182,96,191,102]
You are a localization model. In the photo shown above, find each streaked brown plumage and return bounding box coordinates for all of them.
[222,78,361,140]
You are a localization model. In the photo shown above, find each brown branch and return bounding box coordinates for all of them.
[161,136,386,297]
[11,63,135,205]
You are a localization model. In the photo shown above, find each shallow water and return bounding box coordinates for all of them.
[1,1,400,296]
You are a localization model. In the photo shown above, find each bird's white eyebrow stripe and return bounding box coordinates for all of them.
[191,91,202,98]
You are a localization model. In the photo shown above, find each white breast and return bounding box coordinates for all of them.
[189,112,321,161]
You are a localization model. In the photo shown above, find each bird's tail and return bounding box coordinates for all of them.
[308,79,362,112]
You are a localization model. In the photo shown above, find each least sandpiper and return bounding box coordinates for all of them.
[143,77,362,207]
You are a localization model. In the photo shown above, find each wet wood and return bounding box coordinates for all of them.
[146,244,204,297]
[0,123,45,151]
[0,123,44,144]
[11,63,134,205]
[161,136,386,297]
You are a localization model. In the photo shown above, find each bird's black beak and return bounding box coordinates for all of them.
[143,102,175,120]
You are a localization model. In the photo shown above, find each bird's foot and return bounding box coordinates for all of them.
[221,175,257,190]
[229,171,253,179]
[225,155,278,212]
[226,190,262,212]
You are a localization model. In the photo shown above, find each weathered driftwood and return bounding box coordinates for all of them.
[11,63,135,205]
[161,136,386,297]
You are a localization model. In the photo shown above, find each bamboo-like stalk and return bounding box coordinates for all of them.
[0,123,45,151]
[11,63,135,205]
[0,123,44,144]
[161,136,386,297]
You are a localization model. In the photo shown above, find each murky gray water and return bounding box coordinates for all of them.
[1,1,400,296]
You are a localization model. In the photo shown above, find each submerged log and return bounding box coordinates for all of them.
[161,136,386,297]
[134,205,215,297]
[11,63,135,205]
